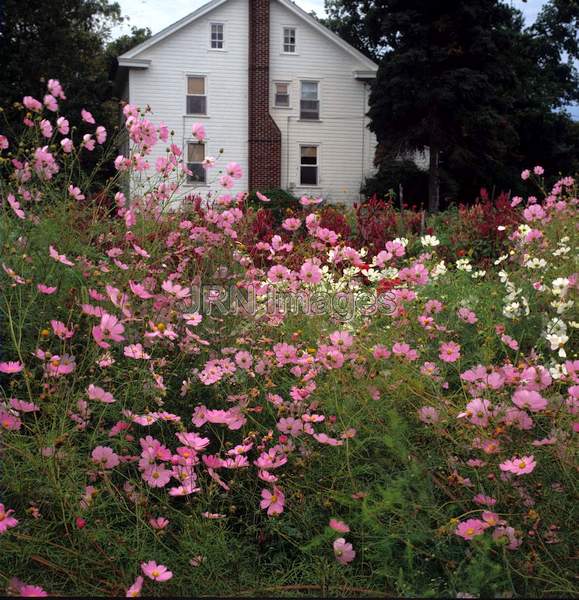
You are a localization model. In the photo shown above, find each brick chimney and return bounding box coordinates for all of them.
[248,0,282,191]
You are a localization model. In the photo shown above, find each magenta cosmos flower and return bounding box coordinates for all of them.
[499,455,536,476]
[91,446,120,469]
[260,487,285,516]
[329,518,350,533]
[141,560,173,581]
[0,503,18,533]
[125,575,144,597]
[512,389,548,412]
[333,538,356,565]
[455,518,488,540]
[0,361,23,374]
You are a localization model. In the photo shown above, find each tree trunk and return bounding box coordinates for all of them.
[428,141,440,213]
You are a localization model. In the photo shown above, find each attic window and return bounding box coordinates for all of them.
[210,23,224,49]
[283,27,296,53]
[186,76,207,115]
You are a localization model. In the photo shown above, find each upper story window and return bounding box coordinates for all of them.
[283,27,296,53]
[300,81,319,120]
[210,23,224,49]
[274,82,290,107]
[186,76,206,115]
[187,142,206,184]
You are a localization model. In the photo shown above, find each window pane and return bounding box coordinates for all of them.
[187,163,206,183]
[187,95,207,114]
[188,143,205,162]
[300,166,317,185]
[276,83,288,94]
[301,82,318,99]
[300,99,319,119]
[275,93,289,106]
[187,77,205,95]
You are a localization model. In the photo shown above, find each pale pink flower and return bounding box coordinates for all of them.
[499,455,536,476]
[439,341,461,363]
[473,494,497,506]
[282,217,301,231]
[533,165,544,175]
[126,576,144,597]
[50,319,74,339]
[10,399,39,412]
[43,94,58,111]
[457,307,478,324]
[333,538,355,565]
[87,384,116,404]
[260,487,285,516]
[48,78,66,99]
[57,116,69,134]
[81,108,95,124]
[37,283,57,294]
[141,560,173,582]
[0,503,18,533]
[149,517,170,530]
[256,191,270,202]
[92,313,125,348]
[124,344,151,360]
[142,465,172,488]
[455,518,488,540]
[68,185,85,201]
[521,169,530,180]
[7,194,25,219]
[91,446,120,469]
[329,330,354,349]
[161,280,190,299]
[96,126,107,144]
[299,261,322,284]
[60,138,73,153]
[226,162,243,179]
[512,389,547,412]
[39,119,53,138]
[23,96,42,112]
[49,245,74,266]
[418,406,439,424]
[492,526,522,550]
[191,122,206,141]
[329,518,350,533]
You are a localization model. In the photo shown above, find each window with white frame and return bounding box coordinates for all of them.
[300,81,319,120]
[274,82,290,107]
[283,27,296,53]
[187,142,206,184]
[300,145,318,185]
[210,23,224,49]
[186,76,207,114]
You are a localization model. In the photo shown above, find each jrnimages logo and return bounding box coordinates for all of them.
[186,284,397,321]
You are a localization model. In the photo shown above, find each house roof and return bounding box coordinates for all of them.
[118,0,377,73]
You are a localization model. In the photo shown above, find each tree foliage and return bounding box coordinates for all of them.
[324,0,579,209]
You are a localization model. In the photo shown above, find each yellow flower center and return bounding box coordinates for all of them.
[152,471,160,479]
[156,322,166,332]
[270,495,278,503]
[152,570,160,578]
[466,527,475,536]
[518,461,526,469]
[0,512,5,521]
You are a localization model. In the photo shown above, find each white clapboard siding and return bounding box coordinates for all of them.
[269,0,376,205]
[128,0,249,198]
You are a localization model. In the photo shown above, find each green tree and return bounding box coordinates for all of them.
[0,0,122,131]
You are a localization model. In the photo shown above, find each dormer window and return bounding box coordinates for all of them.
[283,27,296,53]
[210,23,224,49]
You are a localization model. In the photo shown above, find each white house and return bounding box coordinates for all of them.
[117,0,378,204]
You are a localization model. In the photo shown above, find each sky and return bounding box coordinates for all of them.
[112,0,547,37]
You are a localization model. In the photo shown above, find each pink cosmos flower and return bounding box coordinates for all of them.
[7,193,25,219]
[124,343,151,360]
[256,191,270,202]
[50,319,74,339]
[521,169,530,180]
[96,126,107,144]
[91,446,120,469]
[161,280,191,299]
[81,108,95,124]
[37,283,57,294]
[499,455,536,476]
[455,518,489,540]
[149,517,169,530]
[87,384,116,404]
[92,313,125,349]
[39,119,53,138]
[43,94,58,111]
[23,96,42,112]
[141,560,173,582]
[439,341,461,363]
[226,162,243,179]
[191,122,206,141]
[458,398,493,427]
[0,503,18,533]
[458,307,478,324]
[512,389,547,412]
[473,494,497,506]
[61,138,73,153]
[0,361,23,374]
[48,78,66,99]
[68,185,85,201]
[492,526,522,550]
[329,330,354,349]
[333,538,356,565]
[282,217,301,231]
[18,584,48,597]
[418,406,439,424]
[329,518,350,533]
[142,464,172,488]
[260,487,285,516]
[299,261,322,284]
[126,576,144,597]
[533,165,544,175]
[0,134,8,149]
[10,399,40,413]
[57,116,69,134]
[49,245,74,266]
